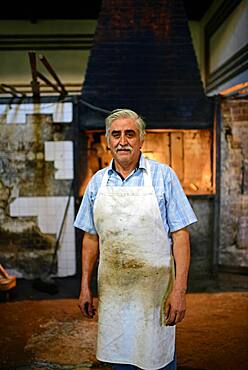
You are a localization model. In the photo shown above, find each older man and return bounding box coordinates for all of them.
[74,109,197,370]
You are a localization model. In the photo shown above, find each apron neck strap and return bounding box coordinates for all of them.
[101,168,110,187]
[101,158,152,187]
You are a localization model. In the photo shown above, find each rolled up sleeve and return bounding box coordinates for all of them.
[165,168,197,232]
[73,183,97,234]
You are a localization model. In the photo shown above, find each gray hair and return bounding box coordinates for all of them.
[105,109,146,143]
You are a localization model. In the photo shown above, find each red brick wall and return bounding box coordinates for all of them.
[80,0,213,129]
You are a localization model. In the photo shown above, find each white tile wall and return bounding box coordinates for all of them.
[45,141,74,180]
[10,196,76,277]
[0,102,72,124]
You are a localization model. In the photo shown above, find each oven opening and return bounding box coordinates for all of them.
[79,129,215,197]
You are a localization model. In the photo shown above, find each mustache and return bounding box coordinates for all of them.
[115,145,133,152]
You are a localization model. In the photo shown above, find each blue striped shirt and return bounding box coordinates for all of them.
[74,153,197,235]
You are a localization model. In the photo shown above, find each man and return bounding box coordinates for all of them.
[74,109,197,370]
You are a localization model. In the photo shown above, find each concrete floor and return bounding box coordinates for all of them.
[0,272,248,370]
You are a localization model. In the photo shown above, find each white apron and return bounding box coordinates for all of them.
[93,160,175,370]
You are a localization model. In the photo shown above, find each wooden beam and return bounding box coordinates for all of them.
[36,71,62,94]
[170,132,184,182]
[28,51,40,102]
[39,54,67,97]
[0,84,16,96]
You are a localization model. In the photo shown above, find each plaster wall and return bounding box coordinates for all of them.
[0,102,76,278]
[219,98,248,268]
[188,198,214,275]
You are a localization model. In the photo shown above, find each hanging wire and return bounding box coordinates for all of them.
[79,98,111,114]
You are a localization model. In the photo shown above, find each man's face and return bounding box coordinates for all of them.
[108,117,144,168]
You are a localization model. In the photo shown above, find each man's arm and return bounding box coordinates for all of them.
[165,227,190,326]
[78,232,99,318]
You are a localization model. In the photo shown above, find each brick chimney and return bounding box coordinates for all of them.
[79,0,213,129]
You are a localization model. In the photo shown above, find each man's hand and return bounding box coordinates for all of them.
[165,227,190,326]
[78,288,96,318]
[165,287,186,326]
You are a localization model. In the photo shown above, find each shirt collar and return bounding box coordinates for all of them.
[107,152,147,175]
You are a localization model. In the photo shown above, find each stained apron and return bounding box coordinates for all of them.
[93,160,175,370]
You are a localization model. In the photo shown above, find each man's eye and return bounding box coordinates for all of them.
[112,133,120,138]
[126,133,135,137]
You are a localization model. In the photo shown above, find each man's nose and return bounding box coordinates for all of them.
[119,134,128,145]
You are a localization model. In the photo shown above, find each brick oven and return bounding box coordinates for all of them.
[74,0,215,283]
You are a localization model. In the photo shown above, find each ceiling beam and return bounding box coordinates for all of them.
[28,51,40,102]
[39,54,67,98]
